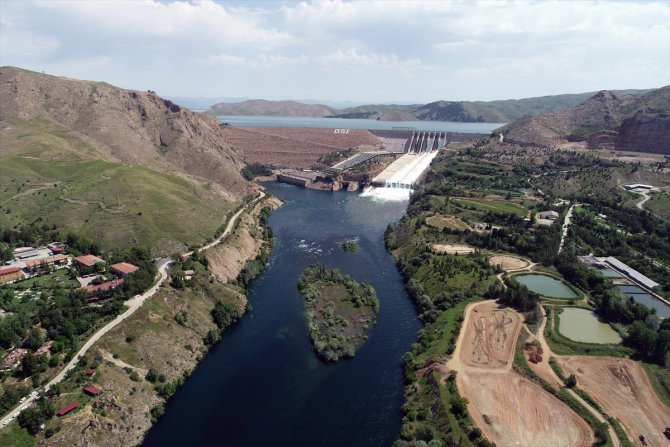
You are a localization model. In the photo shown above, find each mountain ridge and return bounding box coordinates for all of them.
[499,86,670,153]
[206,89,653,123]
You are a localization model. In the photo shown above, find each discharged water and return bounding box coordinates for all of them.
[143,183,420,447]
[558,308,622,344]
[514,274,578,299]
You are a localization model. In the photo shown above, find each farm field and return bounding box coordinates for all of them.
[426,214,470,230]
[448,301,593,447]
[220,126,381,168]
[431,243,475,255]
[452,197,528,217]
[558,356,670,447]
[488,255,530,271]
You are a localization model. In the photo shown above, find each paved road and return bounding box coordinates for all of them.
[0,190,266,429]
[558,204,578,255]
[0,262,171,428]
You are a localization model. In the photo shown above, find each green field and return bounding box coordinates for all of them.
[0,423,35,447]
[8,269,79,290]
[452,197,528,217]
[0,155,236,254]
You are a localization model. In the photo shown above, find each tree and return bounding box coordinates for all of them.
[17,407,46,434]
[565,373,577,388]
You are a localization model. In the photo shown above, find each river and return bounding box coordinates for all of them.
[143,183,421,447]
[216,114,505,133]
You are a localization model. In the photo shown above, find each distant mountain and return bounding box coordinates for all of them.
[209,99,337,117]
[166,96,250,110]
[0,66,252,253]
[499,86,670,153]
[208,90,652,123]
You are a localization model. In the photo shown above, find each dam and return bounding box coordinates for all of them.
[362,131,446,199]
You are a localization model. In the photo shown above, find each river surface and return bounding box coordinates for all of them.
[143,183,420,447]
[216,114,505,133]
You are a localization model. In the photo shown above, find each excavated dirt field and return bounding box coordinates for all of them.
[431,243,475,255]
[559,356,670,447]
[488,255,530,272]
[220,126,381,168]
[448,301,594,447]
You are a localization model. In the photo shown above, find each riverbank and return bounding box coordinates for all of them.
[35,194,280,447]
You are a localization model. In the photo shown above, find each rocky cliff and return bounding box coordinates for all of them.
[499,86,670,153]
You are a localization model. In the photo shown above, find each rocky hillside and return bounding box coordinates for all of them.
[500,86,670,153]
[0,66,253,253]
[209,99,336,117]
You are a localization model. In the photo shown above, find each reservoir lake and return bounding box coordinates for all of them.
[143,183,421,447]
[216,114,505,133]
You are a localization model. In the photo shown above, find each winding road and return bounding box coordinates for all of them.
[0,190,267,429]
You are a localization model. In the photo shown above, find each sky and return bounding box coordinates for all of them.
[1,0,669,103]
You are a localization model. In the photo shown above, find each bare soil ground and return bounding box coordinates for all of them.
[426,214,470,231]
[448,301,594,447]
[488,255,530,272]
[431,243,474,255]
[220,126,381,168]
[559,356,670,447]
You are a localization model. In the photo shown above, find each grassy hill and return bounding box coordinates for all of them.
[0,67,253,254]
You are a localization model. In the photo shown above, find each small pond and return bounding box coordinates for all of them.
[558,308,622,344]
[617,286,670,319]
[598,268,622,279]
[514,274,578,299]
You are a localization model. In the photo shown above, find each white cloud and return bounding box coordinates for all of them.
[0,0,667,102]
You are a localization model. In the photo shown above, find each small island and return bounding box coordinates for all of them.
[298,264,379,361]
[341,241,357,252]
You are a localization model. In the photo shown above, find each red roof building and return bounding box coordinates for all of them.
[83,386,101,396]
[57,401,79,416]
[51,246,64,253]
[111,262,139,276]
[85,369,96,376]
[35,340,54,357]
[73,255,105,268]
[24,254,68,270]
[0,266,22,283]
[84,278,124,294]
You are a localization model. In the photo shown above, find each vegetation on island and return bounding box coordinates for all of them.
[341,241,357,252]
[298,264,379,361]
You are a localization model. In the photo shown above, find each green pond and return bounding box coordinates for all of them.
[514,274,578,299]
[558,307,622,344]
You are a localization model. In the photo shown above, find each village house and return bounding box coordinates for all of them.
[538,210,559,220]
[0,348,28,370]
[35,340,54,357]
[73,254,105,268]
[23,254,69,273]
[56,402,79,416]
[84,278,124,295]
[83,386,101,396]
[111,262,139,276]
[0,266,23,283]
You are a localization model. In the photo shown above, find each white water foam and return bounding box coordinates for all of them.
[360,186,411,202]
